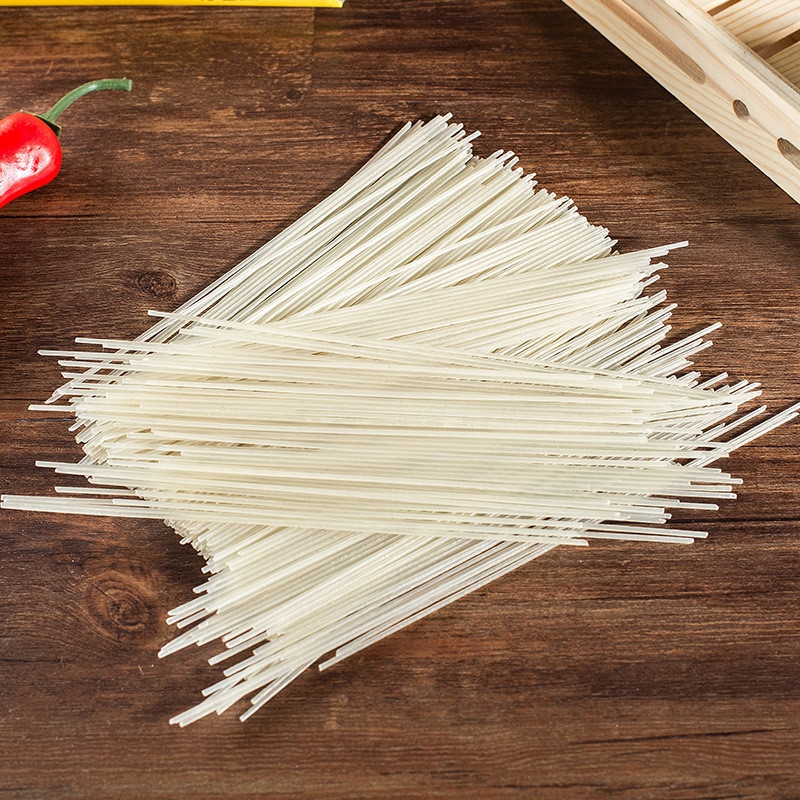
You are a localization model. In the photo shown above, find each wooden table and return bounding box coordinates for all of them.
[2,1,800,797]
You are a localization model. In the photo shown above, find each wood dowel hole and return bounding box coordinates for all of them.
[778,138,800,168]
[733,100,749,121]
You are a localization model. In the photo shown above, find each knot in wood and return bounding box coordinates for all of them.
[136,270,177,298]
[86,575,158,645]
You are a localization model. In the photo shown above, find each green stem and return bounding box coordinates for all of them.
[39,78,133,127]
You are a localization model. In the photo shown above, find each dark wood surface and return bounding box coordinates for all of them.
[2,2,800,798]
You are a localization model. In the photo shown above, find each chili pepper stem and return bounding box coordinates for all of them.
[37,78,133,134]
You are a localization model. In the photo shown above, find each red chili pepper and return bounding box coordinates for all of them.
[0,78,132,210]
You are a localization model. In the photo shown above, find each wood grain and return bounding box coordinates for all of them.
[2,1,800,797]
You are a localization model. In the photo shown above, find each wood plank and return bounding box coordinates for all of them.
[559,0,800,206]
[713,0,800,52]
[769,39,800,87]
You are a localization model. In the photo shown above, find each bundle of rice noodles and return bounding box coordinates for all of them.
[3,115,797,725]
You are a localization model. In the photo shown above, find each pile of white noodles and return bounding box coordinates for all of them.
[3,116,797,724]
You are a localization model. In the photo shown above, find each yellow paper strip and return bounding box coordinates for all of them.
[0,0,342,5]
